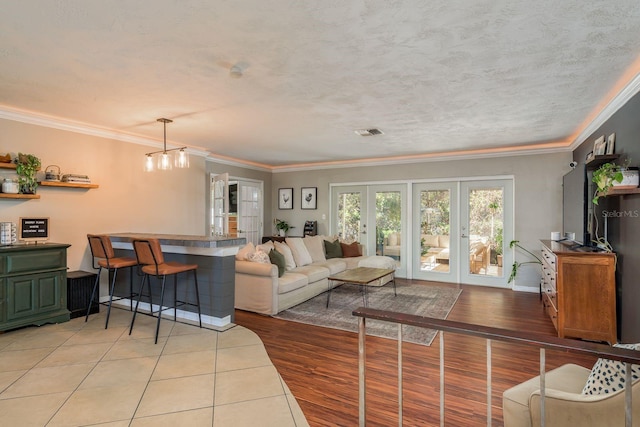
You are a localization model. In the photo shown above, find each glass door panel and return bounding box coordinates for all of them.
[412,183,458,282]
[460,180,513,287]
[237,180,263,246]
[334,187,364,242]
[211,173,229,236]
[372,185,406,276]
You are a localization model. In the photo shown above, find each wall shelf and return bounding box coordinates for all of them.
[603,187,640,197]
[0,193,40,199]
[39,181,99,189]
[0,163,17,169]
[586,154,620,170]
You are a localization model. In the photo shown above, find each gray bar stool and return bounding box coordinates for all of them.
[86,234,139,328]
[129,238,202,343]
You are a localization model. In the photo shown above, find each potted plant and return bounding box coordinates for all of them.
[15,153,41,194]
[274,218,293,237]
[592,162,623,205]
[508,240,542,284]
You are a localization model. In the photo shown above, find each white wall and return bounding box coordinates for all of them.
[271,152,573,289]
[1,119,207,272]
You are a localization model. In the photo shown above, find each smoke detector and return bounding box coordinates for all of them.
[354,128,384,136]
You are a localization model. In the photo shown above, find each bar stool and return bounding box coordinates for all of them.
[129,238,202,343]
[86,234,139,328]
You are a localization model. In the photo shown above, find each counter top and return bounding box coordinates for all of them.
[0,242,71,252]
[109,233,245,248]
[540,239,614,256]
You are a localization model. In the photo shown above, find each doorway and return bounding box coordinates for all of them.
[412,179,513,286]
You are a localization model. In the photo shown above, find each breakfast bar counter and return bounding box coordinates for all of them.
[109,233,246,329]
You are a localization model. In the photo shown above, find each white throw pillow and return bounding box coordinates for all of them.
[247,249,270,264]
[235,242,255,261]
[256,241,274,254]
[582,343,640,395]
[303,235,326,263]
[286,237,313,267]
[274,241,296,270]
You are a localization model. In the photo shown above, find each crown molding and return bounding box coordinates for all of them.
[570,72,640,149]
[0,106,209,157]
[205,155,272,172]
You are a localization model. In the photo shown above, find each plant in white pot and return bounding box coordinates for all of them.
[592,159,638,205]
[274,218,294,237]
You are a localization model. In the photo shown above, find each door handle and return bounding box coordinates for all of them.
[461,234,468,238]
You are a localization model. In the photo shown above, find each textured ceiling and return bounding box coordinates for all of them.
[2,1,640,168]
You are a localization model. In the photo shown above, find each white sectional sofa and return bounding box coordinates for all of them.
[235,235,395,315]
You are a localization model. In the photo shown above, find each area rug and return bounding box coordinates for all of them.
[274,283,462,346]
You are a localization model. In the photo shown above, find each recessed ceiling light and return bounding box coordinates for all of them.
[354,128,384,136]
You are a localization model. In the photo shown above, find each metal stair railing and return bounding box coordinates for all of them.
[353,307,640,427]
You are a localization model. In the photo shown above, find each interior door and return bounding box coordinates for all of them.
[460,180,513,287]
[412,182,459,282]
[237,180,263,246]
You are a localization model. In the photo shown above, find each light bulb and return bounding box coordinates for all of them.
[158,152,172,170]
[144,154,154,172]
[175,148,189,168]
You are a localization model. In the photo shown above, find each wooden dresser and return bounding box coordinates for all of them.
[540,240,617,343]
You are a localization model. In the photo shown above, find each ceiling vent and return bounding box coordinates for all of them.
[355,128,384,136]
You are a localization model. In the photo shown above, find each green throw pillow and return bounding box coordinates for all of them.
[269,249,286,277]
[324,239,343,259]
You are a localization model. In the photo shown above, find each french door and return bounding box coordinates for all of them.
[412,179,513,287]
[211,174,263,246]
[331,184,407,277]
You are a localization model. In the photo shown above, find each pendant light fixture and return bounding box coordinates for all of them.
[144,118,189,172]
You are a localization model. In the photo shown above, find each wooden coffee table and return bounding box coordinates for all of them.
[326,267,396,308]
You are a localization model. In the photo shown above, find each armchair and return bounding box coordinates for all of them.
[503,363,640,426]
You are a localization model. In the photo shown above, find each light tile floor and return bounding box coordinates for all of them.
[0,308,309,427]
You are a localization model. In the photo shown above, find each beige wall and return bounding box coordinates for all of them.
[1,117,572,290]
[271,152,573,289]
[1,119,207,272]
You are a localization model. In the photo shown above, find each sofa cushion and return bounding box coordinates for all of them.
[582,342,640,395]
[324,239,343,259]
[247,249,270,264]
[303,235,327,263]
[235,242,255,261]
[291,264,330,283]
[274,241,296,271]
[315,258,347,274]
[341,241,362,257]
[439,235,450,248]
[268,249,286,277]
[257,241,274,254]
[286,237,313,267]
[278,272,309,294]
[388,233,399,246]
[343,255,368,270]
[359,256,396,270]
[422,234,439,247]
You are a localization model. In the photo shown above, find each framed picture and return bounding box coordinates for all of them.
[606,133,616,155]
[593,135,606,155]
[278,188,293,210]
[301,187,317,210]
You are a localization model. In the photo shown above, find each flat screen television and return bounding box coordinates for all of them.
[19,217,49,243]
[562,167,588,245]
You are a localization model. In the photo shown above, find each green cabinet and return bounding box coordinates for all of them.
[0,243,70,331]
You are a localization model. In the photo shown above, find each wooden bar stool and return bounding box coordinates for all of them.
[86,234,139,328]
[129,238,202,343]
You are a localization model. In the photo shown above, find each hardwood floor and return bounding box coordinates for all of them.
[234,279,597,426]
